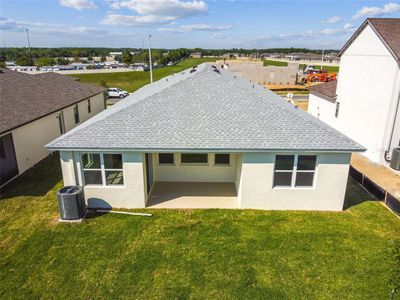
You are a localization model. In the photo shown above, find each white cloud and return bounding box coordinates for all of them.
[210,32,227,39]
[103,0,207,26]
[353,2,400,19]
[101,14,175,26]
[343,22,354,30]
[59,0,97,10]
[321,16,341,24]
[158,23,232,33]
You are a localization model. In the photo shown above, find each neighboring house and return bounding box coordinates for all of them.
[308,18,400,166]
[190,52,202,58]
[0,69,106,187]
[47,64,363,211]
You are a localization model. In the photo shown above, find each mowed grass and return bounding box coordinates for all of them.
[71,58,217,93]
[1,154,400,299]
[299,63,340,73]
[263,59,288,67]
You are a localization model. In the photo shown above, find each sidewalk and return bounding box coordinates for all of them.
[351,153,400,198]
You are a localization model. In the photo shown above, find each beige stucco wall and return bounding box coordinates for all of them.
[238,152,351,211]
[59,151,147,209]
[58,150,351,211]
[9,92,105,175]
[152,153,238,182]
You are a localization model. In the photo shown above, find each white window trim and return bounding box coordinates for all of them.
[273,154,318,190]
[80,153,125,187]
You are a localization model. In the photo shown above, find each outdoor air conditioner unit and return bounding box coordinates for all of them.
[390,147,400,171]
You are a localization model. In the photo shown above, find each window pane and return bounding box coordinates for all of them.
[273,171,293,187]
[106,171,124,185]
[82,153,101,169]
[0,133,19,185]
[295,172,315,187]
[104,154,122,169]
[159,153,174,164]
[84,170,102,185]
[275,155,294,170]
[181,153,208,164]
[215,154,230,165]
[297,156,317,170]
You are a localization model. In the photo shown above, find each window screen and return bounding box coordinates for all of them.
[274,155,316,188]
[159,153,174,164]
[215,154,230,165]
[181,153,208,164]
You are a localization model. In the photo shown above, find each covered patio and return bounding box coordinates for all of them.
[146,182,239,209]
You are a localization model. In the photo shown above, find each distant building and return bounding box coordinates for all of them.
[0,69,106,187]
[190,52,202,58]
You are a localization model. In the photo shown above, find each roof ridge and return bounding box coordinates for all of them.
[46,63,208,147]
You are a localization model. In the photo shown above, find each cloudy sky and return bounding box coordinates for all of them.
[1,0,400,49]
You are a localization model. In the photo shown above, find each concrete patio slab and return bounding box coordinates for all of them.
[146,182,239,209]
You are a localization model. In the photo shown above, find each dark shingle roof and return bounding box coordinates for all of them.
[339,18,400,61]
[308,81,337,101]
[0,69,105,134]
[47,64,364,152]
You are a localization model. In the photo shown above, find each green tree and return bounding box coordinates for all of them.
[56,57,69,65]
[35,57,56,67]
[16,54,34,66]
[114,55,122,63]
[122,51,133,65]
[101,55,106,62]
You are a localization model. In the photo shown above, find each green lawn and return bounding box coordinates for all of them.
[263,60,288,67]
[299,63,340,73]
[71,58,218,93]
[1,154,399,299]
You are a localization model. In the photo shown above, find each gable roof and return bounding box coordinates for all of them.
[339,18,400,61]
[0,69,105,135]
[47,64,364,152]
[308,81,337,102]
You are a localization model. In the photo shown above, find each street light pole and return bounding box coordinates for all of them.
[148,34,153,83]
[25,29,31,52]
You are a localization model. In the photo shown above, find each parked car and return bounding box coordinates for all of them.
[107,88,129,99]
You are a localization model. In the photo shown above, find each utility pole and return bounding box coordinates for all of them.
[321,49,324,70]
[148,34,153,83]
[25,29,31,52]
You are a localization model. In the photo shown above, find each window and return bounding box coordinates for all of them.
[273,155,317,188]
[215,153,230,165]
[0,133,19,185]
[159,153,174,165]
[57,113,65,134]
[87,99,91,113]
[73,104,80,124]
[335,102,340,118]
[181,153,208,164]
[81,153,123,186]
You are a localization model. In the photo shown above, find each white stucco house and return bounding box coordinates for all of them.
[0,69,106,187]
[47,64,364,211]
[308,18,400,166]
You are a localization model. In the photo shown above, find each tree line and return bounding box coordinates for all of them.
[0,47,338,67]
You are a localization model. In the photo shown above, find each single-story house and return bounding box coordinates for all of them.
[0,69,106,187]
[308,18,400,166]
[47,63,364,211]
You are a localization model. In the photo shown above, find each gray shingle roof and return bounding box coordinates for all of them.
[47,63,364,152]
[0,69,105,134]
